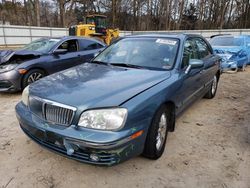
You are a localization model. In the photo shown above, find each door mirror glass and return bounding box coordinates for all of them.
[53,49,68,55]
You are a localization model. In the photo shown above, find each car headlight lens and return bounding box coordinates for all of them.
[0,64,18,73]
[22,85,29,106]
[78,108,127,130]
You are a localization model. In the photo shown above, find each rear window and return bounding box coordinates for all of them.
[210,37,244,46]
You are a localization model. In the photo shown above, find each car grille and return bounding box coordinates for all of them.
[29,96,75,126]
[44,103,74,126]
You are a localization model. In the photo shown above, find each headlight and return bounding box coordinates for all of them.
[22,85,29,106]
[78,108,127,131]
[0,64,18,73]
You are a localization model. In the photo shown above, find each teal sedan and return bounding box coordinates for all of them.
[16,34,221,165]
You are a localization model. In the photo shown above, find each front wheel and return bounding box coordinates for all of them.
[22,69,45,89]
[241,63,247,72]
[142,105,170,159]
[204,75,218,99]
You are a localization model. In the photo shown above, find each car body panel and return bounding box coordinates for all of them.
[29,63,171,112]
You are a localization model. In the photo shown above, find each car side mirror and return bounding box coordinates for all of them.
[53,49,68,55]
[185,59,204,74]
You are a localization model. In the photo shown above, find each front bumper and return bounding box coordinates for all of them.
[0,69,22,92]
[15,102,146,166]
[221,61,238,72]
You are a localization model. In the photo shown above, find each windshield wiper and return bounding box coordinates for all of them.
[91,60,110,65]
[110,63,145,69]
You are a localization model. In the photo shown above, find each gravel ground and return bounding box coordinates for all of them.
[0,69,250,188]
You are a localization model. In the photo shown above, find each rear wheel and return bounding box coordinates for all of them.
[142,105,170,159]
[22,69,45,88]
[204,75,218,99]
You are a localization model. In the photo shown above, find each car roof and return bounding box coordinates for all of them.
[212,35,249,39]
[124,33,203,40]
[38,36,106,45]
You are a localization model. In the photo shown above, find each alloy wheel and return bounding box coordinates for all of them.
[27,72,43,84]
[156,113,168,151]
[211,75,217,95]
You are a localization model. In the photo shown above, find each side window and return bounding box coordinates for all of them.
[85,43,104,50]
[182,39,199,68]
[57,39,78,52]
[79,39,104,51]
[194,38,211,59]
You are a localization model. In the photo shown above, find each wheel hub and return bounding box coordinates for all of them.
[27,72,43,84]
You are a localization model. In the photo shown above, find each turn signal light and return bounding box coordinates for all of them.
[130,130,143,140]
[18,69,28,74]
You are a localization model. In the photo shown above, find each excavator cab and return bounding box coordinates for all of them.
[86,15,107,35]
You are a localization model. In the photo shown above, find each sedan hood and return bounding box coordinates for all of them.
[0,49,41,64]
[213,46,243,60]
[29,63,171,110]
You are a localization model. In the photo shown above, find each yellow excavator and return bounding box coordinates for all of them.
[69,14,119,45]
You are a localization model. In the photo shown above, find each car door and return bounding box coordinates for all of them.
[176,38,205,112]
[50,39,82,73]
[78,39,105,63]
[194,37,219,89]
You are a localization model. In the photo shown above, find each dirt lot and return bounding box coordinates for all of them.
[0,69,250,188]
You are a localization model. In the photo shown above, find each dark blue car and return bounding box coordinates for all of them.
[16,34,221,165]
[0,36,105,92]
[210,35,250,72]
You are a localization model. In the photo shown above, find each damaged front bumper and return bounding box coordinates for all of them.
[15,102,146,166]
[221,61,238,72]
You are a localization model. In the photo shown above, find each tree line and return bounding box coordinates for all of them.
[0,0,249,30]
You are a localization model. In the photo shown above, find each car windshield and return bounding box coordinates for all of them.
[22,38,60,53]
[93,38,179,70]
[210,37,244,47]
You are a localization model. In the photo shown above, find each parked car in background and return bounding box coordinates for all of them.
[16,34,221,166]
[210,35,250,72]
[0,36,105,92]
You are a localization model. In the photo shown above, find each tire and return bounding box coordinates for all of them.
[241,63,247,72]
[22,69,45,89]
[142,104,171,159]
[204,75,218,99]
[228,67,238,73]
